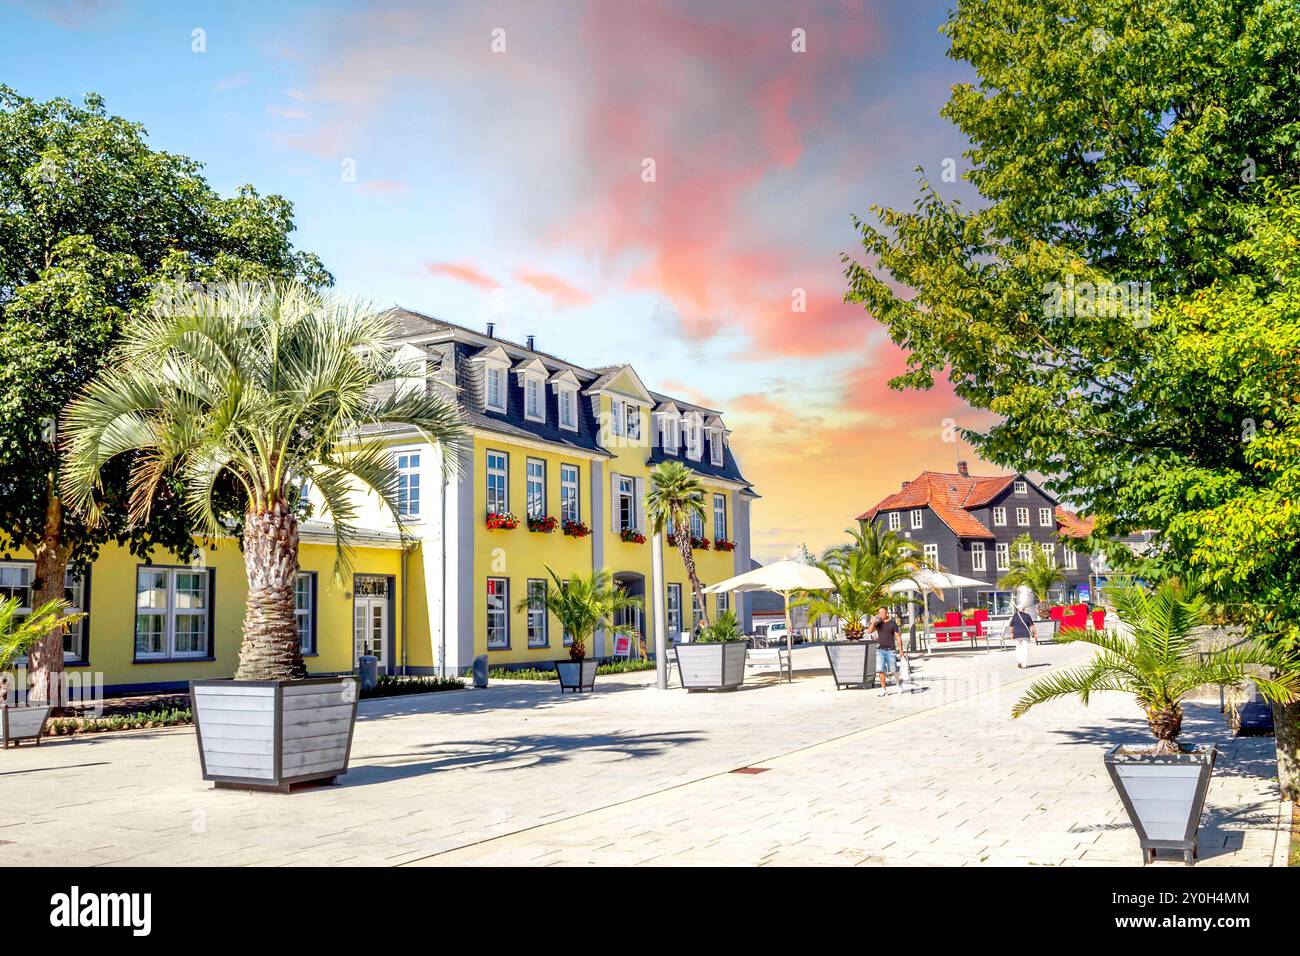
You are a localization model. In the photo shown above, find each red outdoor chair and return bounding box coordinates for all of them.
[972,609,989,636]
[1091,608,1106,631]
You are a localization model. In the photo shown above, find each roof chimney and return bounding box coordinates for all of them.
[526,334,535,351]
[486,322,495,338]
[957,460,969,477]
[901,480,910,490]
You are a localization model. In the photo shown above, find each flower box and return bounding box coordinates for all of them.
[689,536,711,550]
[713,538,736,552]
[619,529,646,544]
[527,515,558,533]
[486,512,519,530]
[562,520,592,538]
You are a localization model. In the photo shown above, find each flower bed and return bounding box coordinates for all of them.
[486,511,519,530]
[562,520,592,538]
[620,528,646,544]
[713,538,735,552]
[690,535,711,550]
[360,675,464,698]
[46,706,193,737]
[527,514,558,533]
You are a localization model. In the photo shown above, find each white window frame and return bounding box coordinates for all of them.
[910,509,924,529]
[617,476,636,532]
[713,493,727,541]
[486,450,509,515]
[625,403,641,441]
[1013,480,1028,495]
[658,414,680,455]
[692,587,705,628]
[523,374,545,423]
[888,511,900,531]
[484,364,507,413]
[1016,507,1029,526]
[526,578,548,648]
[295,572,315,654]
[923,543,939,567]
[971,542,986,572]
[395,449,421,519]
[610,399,625,437]
[1041,542,1056,566]
[560,464,580,523]
[135,567,210,661]
[716,592,729,616]
[993,506,1006,527]
[996,543,1010,571]
[2,563,87,663]
[683,416,703,460]
[557,386,578,431]
[708,428,724,466]
[1018,542,1033,563]
[1064,545,1079,570]
[525,458,546,519]
[689,509,704,540]
[666,584,682,635]
[1039,507,1054,527]
[486,577,509,650]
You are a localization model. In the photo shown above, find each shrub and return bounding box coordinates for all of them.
[360,674,465,699]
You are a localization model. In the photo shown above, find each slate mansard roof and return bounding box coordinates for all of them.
[377,308,756,493]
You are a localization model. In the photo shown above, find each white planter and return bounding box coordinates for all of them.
[825,641,877,690]
[1,705,52,748]
[675,642,747,691]
[1104,744,1217,865]
[555,659,597,693]
[191,677,358,793]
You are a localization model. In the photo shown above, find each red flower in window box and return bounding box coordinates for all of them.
[620,528,646,544]
[689,535,711,550]
[713,538,735,552]
[485,511,519,530]
[527,515,558,533]
[562,520,592,538]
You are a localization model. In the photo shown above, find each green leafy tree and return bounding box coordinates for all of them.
[844,1,1300,794]
[517,568,641,660]
[800,525,923,639]
[0,86,330,699]
[0,598,84,707]
[1013,583,1300,755]
[997,534,1068,610]
[645,461,711,629]
[61,283,464,680]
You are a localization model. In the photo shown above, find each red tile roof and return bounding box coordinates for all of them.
[1055,507,1095,538]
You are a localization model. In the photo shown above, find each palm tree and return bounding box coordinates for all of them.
[0,598,84,707]
[800,525,924,639]
[517,568,641,660]
[61,282,465,681]
[1012,582,1300,755]
[645,460,711,629]
[998,533,1066,609]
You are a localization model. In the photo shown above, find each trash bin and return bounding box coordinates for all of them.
[472,654,489,689]
[358,654,379,692]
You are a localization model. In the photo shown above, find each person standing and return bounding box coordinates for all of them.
[868,607,902,694]
[1010,596,1036,668]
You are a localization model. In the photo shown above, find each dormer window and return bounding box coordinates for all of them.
[708,429,724,466]
[485,366,506,413]
[549,369,581,433]
[1013,480,1028,495]
[683,414,704,460]
[659,415,679,454]
[524,377,543,422]
[625,403,641,441]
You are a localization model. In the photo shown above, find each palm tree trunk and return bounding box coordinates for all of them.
[1146,704,1183,756]
[1272,700,1300,801]
[25,490,71,706]
[235,501,307,680]
[675,526,711,630]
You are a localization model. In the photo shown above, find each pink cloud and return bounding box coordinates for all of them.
[516,271,592,308]
[425,261,499,291]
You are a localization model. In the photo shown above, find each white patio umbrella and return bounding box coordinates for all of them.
[888,568,988,652]
[704,560,833,682]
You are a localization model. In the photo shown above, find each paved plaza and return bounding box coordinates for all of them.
[0,642,1289,866]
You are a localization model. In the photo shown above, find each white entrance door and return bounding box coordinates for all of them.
[353,575,390,670]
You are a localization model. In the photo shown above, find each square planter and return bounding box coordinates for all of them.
[1104,744,1217,865]
[825,641,878,690]
[1,705,52,748]
[675,641,747,691]
[555,659,597,693]
[190,677,358,793]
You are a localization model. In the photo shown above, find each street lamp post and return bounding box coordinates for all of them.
[651,530,668,690]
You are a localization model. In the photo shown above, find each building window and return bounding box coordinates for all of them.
[1040,507,1053,527]
[971,542,986,572]
[486,577,509,649]
[684,420,702,459]
[993,506,1006,526]
[1041,542,1056,566]
[625,403,640,441]
[617,476,636,531]
[713,494,727,540]
[485,365,506,412]
[610,399,625,437]
[888,511,900,531]
[659,415,679,454]
[689,509,704,540]
[996,543,1010,571]
[524,376,543,422]
[1016,507,1029,526]
[560,464,579,523]
[1064,546,1079,570]
[2,563,88,663]
[716,592,729,616]
[396,451,420,518]
[295,572,316,654]
[923,543,939,567]
[135,567,210,660]
[1013,480,1027,495]
[526,458,545,519]
[692,587,705,629]
[911,509,924,529]
[667,584,682,635]
[709,431,724,466]
[486,451,508,515]
[558,388,577,430]
[1018,542,1033,563]
[526,578,548,648]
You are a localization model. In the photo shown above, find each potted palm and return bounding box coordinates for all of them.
[61,282,464,791]
[520,569,640,693]
[1,597,84,747]
[676,610,748,691]
[646,461,711,631]
[1013,582,1300,865]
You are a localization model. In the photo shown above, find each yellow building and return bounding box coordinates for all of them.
[5,310,757,692]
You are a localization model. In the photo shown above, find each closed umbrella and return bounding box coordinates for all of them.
[704,560,833,682]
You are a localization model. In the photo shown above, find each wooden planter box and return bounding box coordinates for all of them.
[1104,744,1217,865]
[2,705,52,748]
[675,642,747,691]
[190,677,358,793]
[825,641,878,690]
[555,659,597,693]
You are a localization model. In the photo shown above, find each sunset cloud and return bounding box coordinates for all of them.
[515,271,592,308]
[425,261,499,291]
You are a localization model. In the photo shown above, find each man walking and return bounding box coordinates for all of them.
[868,607,902,694]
